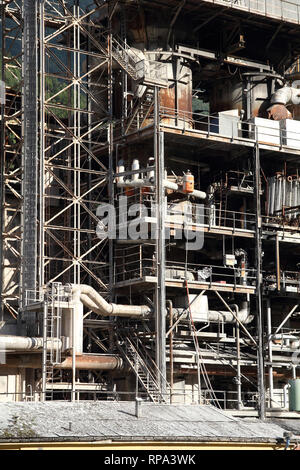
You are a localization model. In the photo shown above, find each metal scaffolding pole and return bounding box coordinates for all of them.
[38,1,109,292]
[0,2,5,321]
[0,0,23,318]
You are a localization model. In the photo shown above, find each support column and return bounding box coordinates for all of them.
[267,298,274,408]
[154,87,166,393]
[254,143,266,420]
[108,26,114,302]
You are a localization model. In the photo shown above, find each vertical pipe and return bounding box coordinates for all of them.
[167,300,174,403]
[276,234,281,292]
[267,298,274,408]
[108,23,114,302]
[41,301,48,402]
[236,319,242,410]
[72,306,76,402]
[254,142,266,420]
[154,86,166,395]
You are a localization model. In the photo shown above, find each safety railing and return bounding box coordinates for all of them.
[160,106,300,151]
[202,389,260,410]
[167,202,257,233]
[0,388,290,410]
[118,103,300,151]
[200,0,300,25]
[0,388,271,409]
[115,188,300,241]
[111,36,142,81]
[114,256,256,287]
[23,289,44,306]
[264,270,300,292]
[136,59,168,87]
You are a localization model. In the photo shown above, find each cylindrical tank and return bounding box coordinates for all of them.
[137,53,193,130]
[210,74,281,119]
[289,379,300,411]
[158,57,193,129]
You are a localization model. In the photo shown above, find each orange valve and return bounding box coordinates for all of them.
[125,187,134,197]
[182,170,194,194]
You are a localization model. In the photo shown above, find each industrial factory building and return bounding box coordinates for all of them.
[3,0,300,441]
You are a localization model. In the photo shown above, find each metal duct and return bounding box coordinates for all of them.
[270,86,300,107]
[207,302,253,324]
[173,300,253,324]
[72,284,151,318]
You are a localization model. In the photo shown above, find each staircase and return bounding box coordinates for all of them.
[111,37,142,81]
[125,87,154,135]
[111,36,168,88]
[116,330,171,403]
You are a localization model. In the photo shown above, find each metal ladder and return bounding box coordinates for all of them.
[43,283,62,399]
[117,331,171,403]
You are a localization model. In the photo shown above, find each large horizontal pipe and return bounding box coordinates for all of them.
[117,179,207,199]
[72,284,151,318]
[0,354,124,370]
[56,355,123,371]
[270,86,300,106]
[172,302,253,325]
[0,335,62,351]
[117,178,179,191]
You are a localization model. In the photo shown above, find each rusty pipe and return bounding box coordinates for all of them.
[0,354,124,370]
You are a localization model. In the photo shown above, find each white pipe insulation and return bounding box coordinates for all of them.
[116,157,207,199]
[117,179,179,191]
[71,285,152,318]
[173,301,253,325]
[206,302,253,324]
[116,179,207,199]
[270,86,300,106]
[0,335,62,351]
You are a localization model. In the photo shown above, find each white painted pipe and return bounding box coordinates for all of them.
[117,179,207,199]
[271,86,300,106]
[147,158,155,180]
[117,178,179,191]
[72,285,151,318]
[116,159,125,183]
[0,335,62,351]
[207,304,252,324]
[132,159,140,181]
[173,301,252,324]
[180,189,207,200]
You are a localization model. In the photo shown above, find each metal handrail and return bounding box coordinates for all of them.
[201,0,300,25]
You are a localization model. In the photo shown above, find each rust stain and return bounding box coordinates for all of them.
[267,104,292,121]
